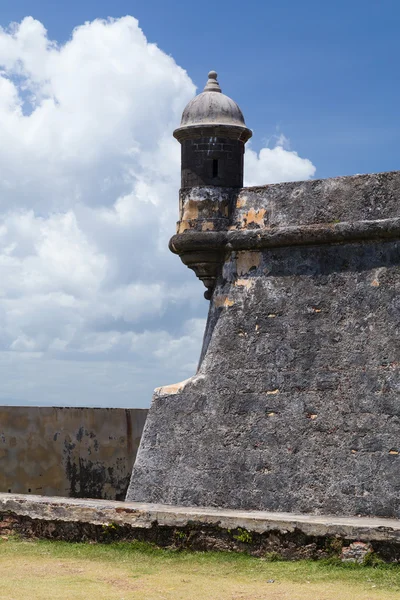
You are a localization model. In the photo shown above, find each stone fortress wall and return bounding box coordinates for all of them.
[0,406,147,500]
[126,71,400,518]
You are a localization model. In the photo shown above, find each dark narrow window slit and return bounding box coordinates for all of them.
[212,159,219,178]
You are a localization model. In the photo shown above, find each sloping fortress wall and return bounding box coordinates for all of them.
[128,172,400,517]
[127,72,400,517]
[0,407,147,500]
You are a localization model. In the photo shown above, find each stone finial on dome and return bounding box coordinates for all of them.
[203,71,221,93]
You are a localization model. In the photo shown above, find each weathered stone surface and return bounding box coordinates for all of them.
[341,541,373,563]
[0,407,147,500]
[2,493,400,561]
[127,170,400,518]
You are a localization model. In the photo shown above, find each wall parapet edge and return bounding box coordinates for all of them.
[170,217,400,254]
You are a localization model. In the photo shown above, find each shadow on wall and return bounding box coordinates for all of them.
[0,406,148,501]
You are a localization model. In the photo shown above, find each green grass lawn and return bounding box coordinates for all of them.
[1,537,400,599]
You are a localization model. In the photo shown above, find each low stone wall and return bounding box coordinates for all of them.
[0,407,147,500]
[1,493,400,562]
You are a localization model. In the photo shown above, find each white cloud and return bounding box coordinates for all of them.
[245,135,316,187]
[0,16,316,407]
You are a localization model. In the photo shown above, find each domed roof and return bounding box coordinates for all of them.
[174,72,252,144]
[179,71,247,128]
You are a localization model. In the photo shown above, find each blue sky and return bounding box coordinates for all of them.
[0,1,397,407]
[1,0,399,179]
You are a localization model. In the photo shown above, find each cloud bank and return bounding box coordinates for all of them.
[0,16,316,406]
